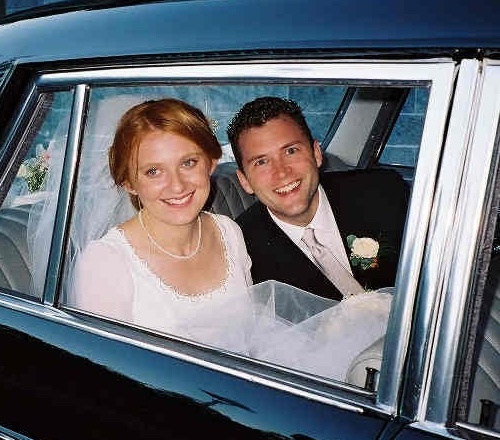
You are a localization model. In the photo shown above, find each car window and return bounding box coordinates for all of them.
[58,75,428,390]
[465,226,500,432]
[0,91,72,298]
[87,84,346,162]
[1,61,455,401]
[459,176,500,433]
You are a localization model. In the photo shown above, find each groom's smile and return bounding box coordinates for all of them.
[274,179,301,195]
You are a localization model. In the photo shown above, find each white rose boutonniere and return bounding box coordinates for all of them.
[347,235,380,270]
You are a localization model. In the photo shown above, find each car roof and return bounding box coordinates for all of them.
[0,0,500,65]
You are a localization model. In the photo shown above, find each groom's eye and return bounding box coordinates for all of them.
[253,158,268,167]
[182,157,198,168]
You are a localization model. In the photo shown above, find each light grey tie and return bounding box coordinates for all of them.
[302,227,365,297]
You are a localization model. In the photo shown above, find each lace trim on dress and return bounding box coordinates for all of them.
[112,212,233,301]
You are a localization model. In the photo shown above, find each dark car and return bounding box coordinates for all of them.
[0,1,499,439]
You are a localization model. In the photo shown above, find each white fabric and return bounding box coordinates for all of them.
[246,284,392,381]
[70,212,254,350]
[63,96,391,383]
[27,95,146,298]
[269,185,351,272]
[72,212,391,382]
[27,115,70,297]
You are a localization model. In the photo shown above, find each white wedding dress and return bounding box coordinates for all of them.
[70,212,255,350]
[70,211,391,383]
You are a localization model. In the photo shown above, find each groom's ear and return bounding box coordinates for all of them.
[313,140,323,168]
[236,169,255,195]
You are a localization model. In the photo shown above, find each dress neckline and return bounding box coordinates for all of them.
[113,212,232,301]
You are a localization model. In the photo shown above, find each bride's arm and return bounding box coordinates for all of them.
[70,240,134,322]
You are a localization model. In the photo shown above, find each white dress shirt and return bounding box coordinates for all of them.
[268,185,352,274]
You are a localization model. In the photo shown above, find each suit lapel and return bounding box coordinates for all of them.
[254,202,338,288]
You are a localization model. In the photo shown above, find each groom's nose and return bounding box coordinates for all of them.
[272,157,291,179]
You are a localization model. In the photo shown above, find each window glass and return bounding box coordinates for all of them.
[61,81,423,390]
[0,62,11,89]
[89,84,346,162]
[0,91,72,298]
[464,215,500,432]
[379,87,429,168]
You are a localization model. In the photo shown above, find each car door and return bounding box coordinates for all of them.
[393,59,500,440]
[0,59,460,440]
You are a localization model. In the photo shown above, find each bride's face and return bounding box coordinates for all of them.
[125,129,216,227]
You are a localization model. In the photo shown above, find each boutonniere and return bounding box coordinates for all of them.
[347,235,379,270]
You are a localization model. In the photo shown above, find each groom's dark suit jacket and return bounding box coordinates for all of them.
[236,169,410,301]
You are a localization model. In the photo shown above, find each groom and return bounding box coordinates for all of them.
[227,96,409,301]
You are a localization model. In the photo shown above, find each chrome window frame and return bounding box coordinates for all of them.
[421,59,500,438]
[0,60,457,415]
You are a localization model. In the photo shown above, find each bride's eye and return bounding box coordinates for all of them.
[146,167,158,176]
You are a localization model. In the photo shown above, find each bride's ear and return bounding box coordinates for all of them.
[209,158,217,175]
[122,180,138,195]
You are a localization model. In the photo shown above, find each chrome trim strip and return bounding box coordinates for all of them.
[37,61,453,86]
[405,421,464,439]
[409,59,482,420]
[43,84,88,305]
[378,62,457,410]
[456,421,500,439]
[424,60,500,422]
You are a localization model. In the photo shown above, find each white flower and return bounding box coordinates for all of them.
[351,237,379,258]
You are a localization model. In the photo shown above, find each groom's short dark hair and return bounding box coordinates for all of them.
[227,96,314,170]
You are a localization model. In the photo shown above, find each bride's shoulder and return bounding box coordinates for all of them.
[82,227,128,258]
[204,212,240,232]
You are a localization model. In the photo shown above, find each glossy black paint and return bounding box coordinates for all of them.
[0,0,500,65]
[0,1,499,440]
[0,303,389,440]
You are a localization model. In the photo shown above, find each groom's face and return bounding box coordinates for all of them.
[236,115,323,226]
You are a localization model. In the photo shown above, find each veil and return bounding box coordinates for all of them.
[27,114,69,297]
[29,94,145,299]
[243,281,393,383]
[63,95,147,300]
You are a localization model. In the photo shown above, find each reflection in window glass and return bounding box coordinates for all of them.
[90,84,346,162]
[0,91,72,298]
[0,62,11,89]
[466,220,500,432]
[380,87,430,168]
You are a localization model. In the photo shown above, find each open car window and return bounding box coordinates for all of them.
[0,61,454,404]
[0,91,72,298]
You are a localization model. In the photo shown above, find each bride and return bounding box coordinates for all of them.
[70,97,391,384]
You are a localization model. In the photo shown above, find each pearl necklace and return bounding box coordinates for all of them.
[138,210,202,260]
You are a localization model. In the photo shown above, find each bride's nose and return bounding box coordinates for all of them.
[166,169,186,193]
